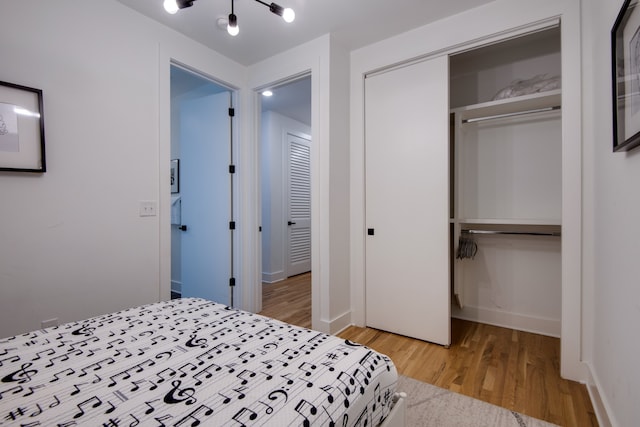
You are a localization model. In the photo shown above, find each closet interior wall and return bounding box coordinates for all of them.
[449,27,563,337]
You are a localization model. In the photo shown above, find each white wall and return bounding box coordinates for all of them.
[350,0,585,381]
[248,35,352,333]
[260,110,311,283]
[0,0,245,337]
[327,38,352,331]
[581,1,640,425]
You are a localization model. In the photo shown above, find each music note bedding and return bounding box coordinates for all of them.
[0,298,399,426]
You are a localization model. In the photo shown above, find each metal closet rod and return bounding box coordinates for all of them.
[462,229,561,237]
[462,105,561,124]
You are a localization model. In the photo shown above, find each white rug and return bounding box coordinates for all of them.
[397,375,560,427]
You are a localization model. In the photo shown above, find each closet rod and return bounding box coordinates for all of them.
[462,229,561,237]
[462,105,561,124]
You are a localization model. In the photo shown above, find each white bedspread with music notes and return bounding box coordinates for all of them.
[0,298,397,426]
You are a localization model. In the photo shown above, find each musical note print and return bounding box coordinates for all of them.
[294,399,318,427]
[0,297,399,426]
[0,384,24,400]
[73,396,102,419]
[163,380,197,405]
[231,407,258,425]
[0,354,20,367]
[1,362,37,384]
[174,404,214,426]
[185,334,208,348]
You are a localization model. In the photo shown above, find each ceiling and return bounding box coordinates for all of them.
[260,77,311,126]
[136,0,495,126]
[117,0,496,66]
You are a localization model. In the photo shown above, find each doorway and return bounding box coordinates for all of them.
[169,64,237,306]
[260,75,312,321]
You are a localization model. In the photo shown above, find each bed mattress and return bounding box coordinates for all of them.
[0,298,397,426]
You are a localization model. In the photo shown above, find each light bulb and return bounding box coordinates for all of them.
[282,8,295,23]
[227,14,239,36]
[163,0,179,14]
[227,24,239,36]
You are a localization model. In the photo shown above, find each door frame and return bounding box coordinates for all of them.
[349,13,586,381]
[170,64,239,304]
[162,37,339,334]
[159,47,243,305]
[254,72,313,303]
[249,39,343,334]
[250,65,321,328]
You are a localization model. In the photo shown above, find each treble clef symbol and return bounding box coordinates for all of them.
[2,362,38,384]
[163,380,197,405]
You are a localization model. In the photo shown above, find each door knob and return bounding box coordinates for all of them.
[288,221,296,226]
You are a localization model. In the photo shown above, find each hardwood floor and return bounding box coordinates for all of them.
[259,273,312,329]
[259,273,598,427]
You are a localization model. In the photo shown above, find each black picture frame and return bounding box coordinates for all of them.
[171,159,180,193]
[612,0,640,152]
[0,80,46,172]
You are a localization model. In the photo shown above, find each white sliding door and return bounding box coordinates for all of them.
[364,55,450,346]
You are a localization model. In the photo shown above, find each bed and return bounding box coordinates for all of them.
[0,298,404,426]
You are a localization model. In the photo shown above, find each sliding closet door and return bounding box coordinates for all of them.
[365,55,450,346]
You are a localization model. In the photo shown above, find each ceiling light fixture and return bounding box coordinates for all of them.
[262,90,273,97]
[227,0,239,36]
[254,0,295,23]
[163,0,195,14]
[164,0,295,36]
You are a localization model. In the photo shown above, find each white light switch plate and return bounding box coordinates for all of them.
[139,200,157,217]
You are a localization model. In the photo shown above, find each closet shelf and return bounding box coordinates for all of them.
[452,89,561,123]
[457,219,561,236]
[458,218,561,226]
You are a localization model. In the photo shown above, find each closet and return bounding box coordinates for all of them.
[450,26,562,337]
[364,23,562,344]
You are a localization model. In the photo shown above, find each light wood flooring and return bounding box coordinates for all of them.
[259,273,312,329]
[259,273,598,427]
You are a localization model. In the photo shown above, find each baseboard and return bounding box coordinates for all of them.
[330,311,352,334]
[315,311,352,335]
[451,305,560,337]
[585,362,615,427]
[262,271,285,283]
[171,280,182,294]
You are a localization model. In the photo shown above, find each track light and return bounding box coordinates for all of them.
[255,0,295,23]
[163,0,195,14]
[164,0,295,34]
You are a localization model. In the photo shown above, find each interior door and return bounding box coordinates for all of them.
[180,91,232,305]
[364,55,450,346]
[286,132,311,277]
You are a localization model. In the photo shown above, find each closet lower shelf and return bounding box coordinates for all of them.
[453,219,561,236]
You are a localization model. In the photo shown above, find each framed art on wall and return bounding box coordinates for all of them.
[612,0,640,152]
[0,81,46,172]
[171,159,179,193]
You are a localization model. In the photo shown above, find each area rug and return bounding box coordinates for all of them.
[397,375,560,427]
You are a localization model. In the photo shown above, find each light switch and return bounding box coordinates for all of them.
[139,200,157,217]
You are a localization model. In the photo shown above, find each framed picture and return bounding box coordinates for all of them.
[171,159,179,193]
[0,81,46,172]
[612,0,640,152]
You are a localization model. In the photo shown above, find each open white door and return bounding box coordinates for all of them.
[286,133,311,277]
[364,55,450,346]
[180,91,233,305]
